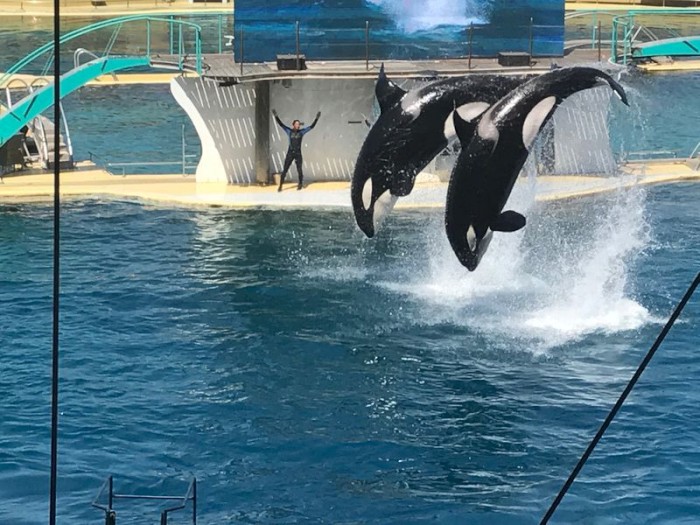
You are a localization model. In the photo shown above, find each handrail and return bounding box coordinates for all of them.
[0,15,204,86]
[92,476,197,525]
[690,140,700,160]
[626,149,678,159]
[59,101,73,159]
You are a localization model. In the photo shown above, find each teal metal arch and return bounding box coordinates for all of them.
[0,14,204,88]
[0,56,150,145]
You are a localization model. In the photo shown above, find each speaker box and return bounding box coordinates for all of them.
[276,54,307,71]
[498,52,531,67]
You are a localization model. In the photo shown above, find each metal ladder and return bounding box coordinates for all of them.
[4,78,74,170]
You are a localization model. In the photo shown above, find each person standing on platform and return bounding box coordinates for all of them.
[272,109,321,191]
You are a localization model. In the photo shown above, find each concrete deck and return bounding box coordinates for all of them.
[0,71,198,90]
[636,58,700,72]
[203,49,609,83]
[1,160,697,208]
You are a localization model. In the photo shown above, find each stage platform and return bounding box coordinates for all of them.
[1,160,697,209]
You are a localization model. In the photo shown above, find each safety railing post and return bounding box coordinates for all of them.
[598,20,602,62]
[169,16,174,55]
[218,14,223,54]
[196,30,202,75]
[528,17,534,62]
[146,20,151,58]
[365,21,369,70]
[178,23,183,70]
[468,23,473,69]
[240,26,244,75]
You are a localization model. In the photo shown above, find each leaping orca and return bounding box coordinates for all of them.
[444,67,629,271]
[351,65,531,238]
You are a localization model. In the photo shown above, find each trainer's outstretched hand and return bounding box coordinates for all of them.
[316,111,322,119]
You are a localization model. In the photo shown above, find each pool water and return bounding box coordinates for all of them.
[1,182,698,524]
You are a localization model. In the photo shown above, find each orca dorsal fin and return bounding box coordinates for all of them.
[490,210,526,233]
[376,63,406,114]
[453,106,477,147]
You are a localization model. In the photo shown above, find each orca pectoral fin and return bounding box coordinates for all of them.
[490,210,526,232]
[376,63,407,114]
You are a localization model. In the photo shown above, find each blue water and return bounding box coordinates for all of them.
[1,181,698,524]
[59,85,201,173]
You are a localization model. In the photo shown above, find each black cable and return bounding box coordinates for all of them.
[541,271,700,525]
[49,0,61,522]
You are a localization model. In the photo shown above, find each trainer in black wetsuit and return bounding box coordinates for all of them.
[272,109,321,191]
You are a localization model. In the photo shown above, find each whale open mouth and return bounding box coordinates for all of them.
[458,227,493,271]
[356,178,398,238]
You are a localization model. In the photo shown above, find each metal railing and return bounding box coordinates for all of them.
[610,8,700,64]
[92,476,197,525]
[689,140,700,171]
[624,149,679,161]
[234,20,565,74]
[88,124,198,176]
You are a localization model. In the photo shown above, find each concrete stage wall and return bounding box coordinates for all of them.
[172,76,379,184]
[172,74,617,185]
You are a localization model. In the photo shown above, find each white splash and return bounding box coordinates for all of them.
[377,174,652,350]
[367,0,491,33]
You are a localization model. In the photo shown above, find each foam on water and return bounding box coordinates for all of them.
[377,178,652,350]
[367,0,490,32]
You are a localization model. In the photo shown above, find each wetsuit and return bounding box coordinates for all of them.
[274,113,320,190]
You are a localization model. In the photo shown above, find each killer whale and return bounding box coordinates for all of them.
[351,65,531,238]
[444,66,629,271]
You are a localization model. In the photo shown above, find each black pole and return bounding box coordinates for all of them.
[598,20,602,63]
[528,17,534,64]
[295,20,300,71]
[540,272,700,525]
[468,23,473,69]
[49,0,61,521]
[192,479,197,525]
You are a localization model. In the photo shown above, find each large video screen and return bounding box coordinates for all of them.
[232,0,565,62]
